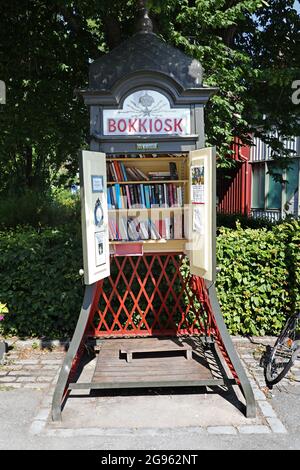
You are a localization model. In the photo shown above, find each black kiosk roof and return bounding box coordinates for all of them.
[89,31,204,92]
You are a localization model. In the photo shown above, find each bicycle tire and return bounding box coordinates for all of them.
[265,315,300,387]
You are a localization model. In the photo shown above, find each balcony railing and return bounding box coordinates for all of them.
[250,209,299,222]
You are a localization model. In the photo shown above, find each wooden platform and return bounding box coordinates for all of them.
[70,337,225,390]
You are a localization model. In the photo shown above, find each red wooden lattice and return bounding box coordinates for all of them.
[87,254,212,338]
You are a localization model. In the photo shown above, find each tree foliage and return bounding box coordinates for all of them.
[0,0,299,190]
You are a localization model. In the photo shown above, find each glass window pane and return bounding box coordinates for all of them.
[286,160,299,214]
[252,164,265,208]
[267,163,282,210]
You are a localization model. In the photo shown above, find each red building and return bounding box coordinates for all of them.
[217,139,252,216]
[217,136,300,221]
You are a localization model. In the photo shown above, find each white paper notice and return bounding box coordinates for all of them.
[193,206,204,234]
[191,165,205,204]
[95,231,106,267]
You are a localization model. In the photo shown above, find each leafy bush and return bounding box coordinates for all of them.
[216,220,300,335]
[0,189,80,229]
[0,225,84,338]
[0,220,299,338]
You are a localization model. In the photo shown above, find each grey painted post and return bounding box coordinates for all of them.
[206,283,256,418]
[52,283,98,421]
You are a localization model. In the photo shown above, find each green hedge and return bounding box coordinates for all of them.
[0,220,299,338]
[0,226,84,338]
[216,220,299,335]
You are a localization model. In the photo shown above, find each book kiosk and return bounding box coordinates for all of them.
[52,10,255,421]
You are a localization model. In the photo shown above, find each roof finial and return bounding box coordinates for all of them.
[135,0,153,33]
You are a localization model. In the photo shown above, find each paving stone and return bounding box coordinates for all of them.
[266,418,287,434]
[40,360,62,365]
[16,376,36,383]
[207,426,237,435]
[252,388,267,400]
[42,365,60,370]
[36,376,53,383]
[27,370,56,376]
[257,401,277,418]
[0,382,21,388]
[22,365,43,370]
[24,383,49,389]
[0,376,16,382]
[4,365,23,371]
[8,370,31,376]
[238,425,271,434]
[256,379,267,388]
[0,371,8,376]
[14,360,39,365]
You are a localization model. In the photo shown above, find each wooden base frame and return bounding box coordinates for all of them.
[52,255,255,421]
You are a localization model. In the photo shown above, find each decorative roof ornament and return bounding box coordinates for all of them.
[135,0,153,33]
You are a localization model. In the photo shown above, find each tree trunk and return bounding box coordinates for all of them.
[24,146,33,188]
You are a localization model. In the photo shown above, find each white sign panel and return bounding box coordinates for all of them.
[103,90,191,136]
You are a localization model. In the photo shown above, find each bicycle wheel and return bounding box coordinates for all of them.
[265,315,300,387]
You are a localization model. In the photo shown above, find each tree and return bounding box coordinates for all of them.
[238,0,300,163]
[0,0,102,191]
[0,0,299,191]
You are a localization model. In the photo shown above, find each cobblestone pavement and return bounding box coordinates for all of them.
[0,337,300,441]
[0,344,64,391]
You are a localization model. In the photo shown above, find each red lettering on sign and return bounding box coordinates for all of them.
[174,118,183,133]
[154,119,163,132]
[139,119,147,132]
[117,119,126,132]
[164,118,172,132]
[108,119,116,133]
[128,119,137,132]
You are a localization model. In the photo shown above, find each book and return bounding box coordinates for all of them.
[125,167,138,181]
[109,163,118,182]
[127,217,141,241]
[139,184,146,208]
[134,168,149,180]
[174,212,183,239]
[144,185,151,209]
[119,216,129,240]
[169,162,178,180]
[115,184,122,209]
[120,162,128,181]
[149,220,161,240]
[125,185,131,208]
[139,219,150,239]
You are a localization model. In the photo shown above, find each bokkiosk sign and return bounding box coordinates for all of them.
[103,90,191,136]
[52,8,255,421]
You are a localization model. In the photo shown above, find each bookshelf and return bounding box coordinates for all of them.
[107,153,189,253]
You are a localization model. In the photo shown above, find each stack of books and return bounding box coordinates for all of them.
[107,183,183,209]
[107,162,178,182]
[108,213,183,241]
[107,161,148,182]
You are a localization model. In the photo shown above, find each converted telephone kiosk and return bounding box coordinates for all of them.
[52,13,255,421]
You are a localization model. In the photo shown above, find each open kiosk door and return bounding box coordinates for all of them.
[79,150,110,285]
[185,147,216,282]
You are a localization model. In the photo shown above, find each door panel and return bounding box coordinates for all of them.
[79,150,110,285]
[185,147,216,281]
